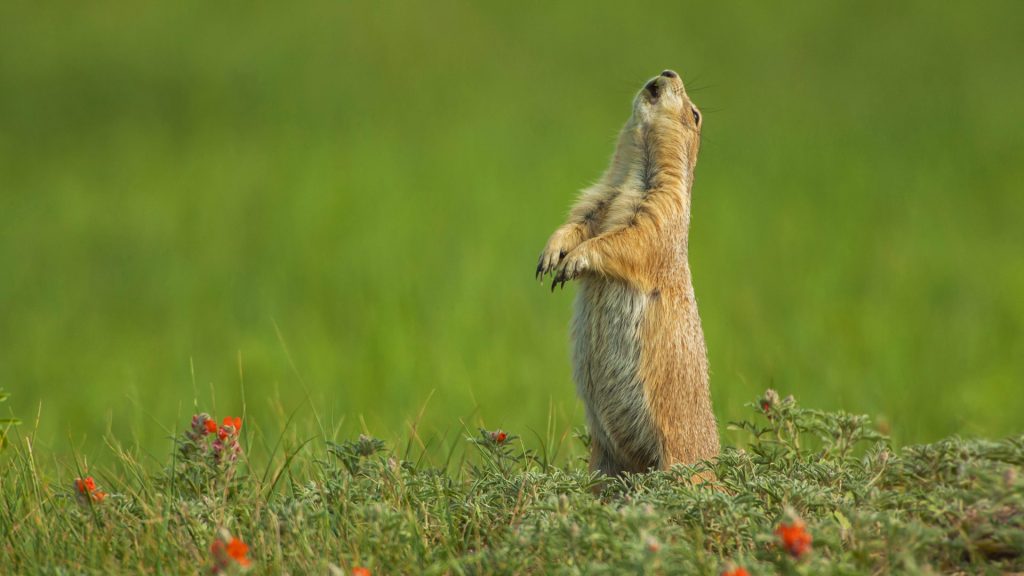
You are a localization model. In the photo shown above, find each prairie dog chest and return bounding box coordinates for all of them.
[596,187,646,233]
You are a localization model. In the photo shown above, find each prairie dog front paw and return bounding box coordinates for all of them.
[550,246,592,291]
[536,224,585,280]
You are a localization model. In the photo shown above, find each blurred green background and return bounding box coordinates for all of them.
[2,1,1022,458]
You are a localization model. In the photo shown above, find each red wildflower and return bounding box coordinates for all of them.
[351,568,371,576]
[644,535,661,553]
[218,417,242,440]
[75,477,96,494]
[226,538,250,567]
[721,568,750,576]
[490,430,507,444]
[205,419,218,434]
[211,535,251,571]
[776,519,813,558]
[74,476,107,504]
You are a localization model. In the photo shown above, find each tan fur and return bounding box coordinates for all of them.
[537,71,719,477]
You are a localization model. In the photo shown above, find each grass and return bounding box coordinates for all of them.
[1,392,1021,574]
[1,4,1022,571]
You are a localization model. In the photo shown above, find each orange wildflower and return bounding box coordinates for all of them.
[351,568,371,576]
[644,535,661,553]
[75,477,96,494]
[74,476,107,504]
[721,567,750,576]
[204,419,218,434]
[211,535,251,570]
[490,430,508,444]
[226,537,250,567]
[218,417,242,440]
[776,519,813,558]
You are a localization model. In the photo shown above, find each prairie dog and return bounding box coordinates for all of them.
[537,70,719,477]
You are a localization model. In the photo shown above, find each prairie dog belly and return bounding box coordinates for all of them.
[571,278,661,470]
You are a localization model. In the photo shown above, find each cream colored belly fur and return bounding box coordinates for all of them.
[572,279,661,472]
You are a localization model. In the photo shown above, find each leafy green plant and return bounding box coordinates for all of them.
[164,413,246,499]
[0,392,1020,574]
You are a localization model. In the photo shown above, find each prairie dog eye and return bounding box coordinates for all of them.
[691,107,701,127]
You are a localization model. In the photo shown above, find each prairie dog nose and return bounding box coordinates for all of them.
[660,70,678,79]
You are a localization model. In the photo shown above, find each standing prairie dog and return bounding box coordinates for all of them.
[537,70,719,477]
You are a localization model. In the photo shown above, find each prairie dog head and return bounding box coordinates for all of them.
[631,69,702,134]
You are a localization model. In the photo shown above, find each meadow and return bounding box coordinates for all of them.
[1,1,1023,572]
[2,1,1023,455]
